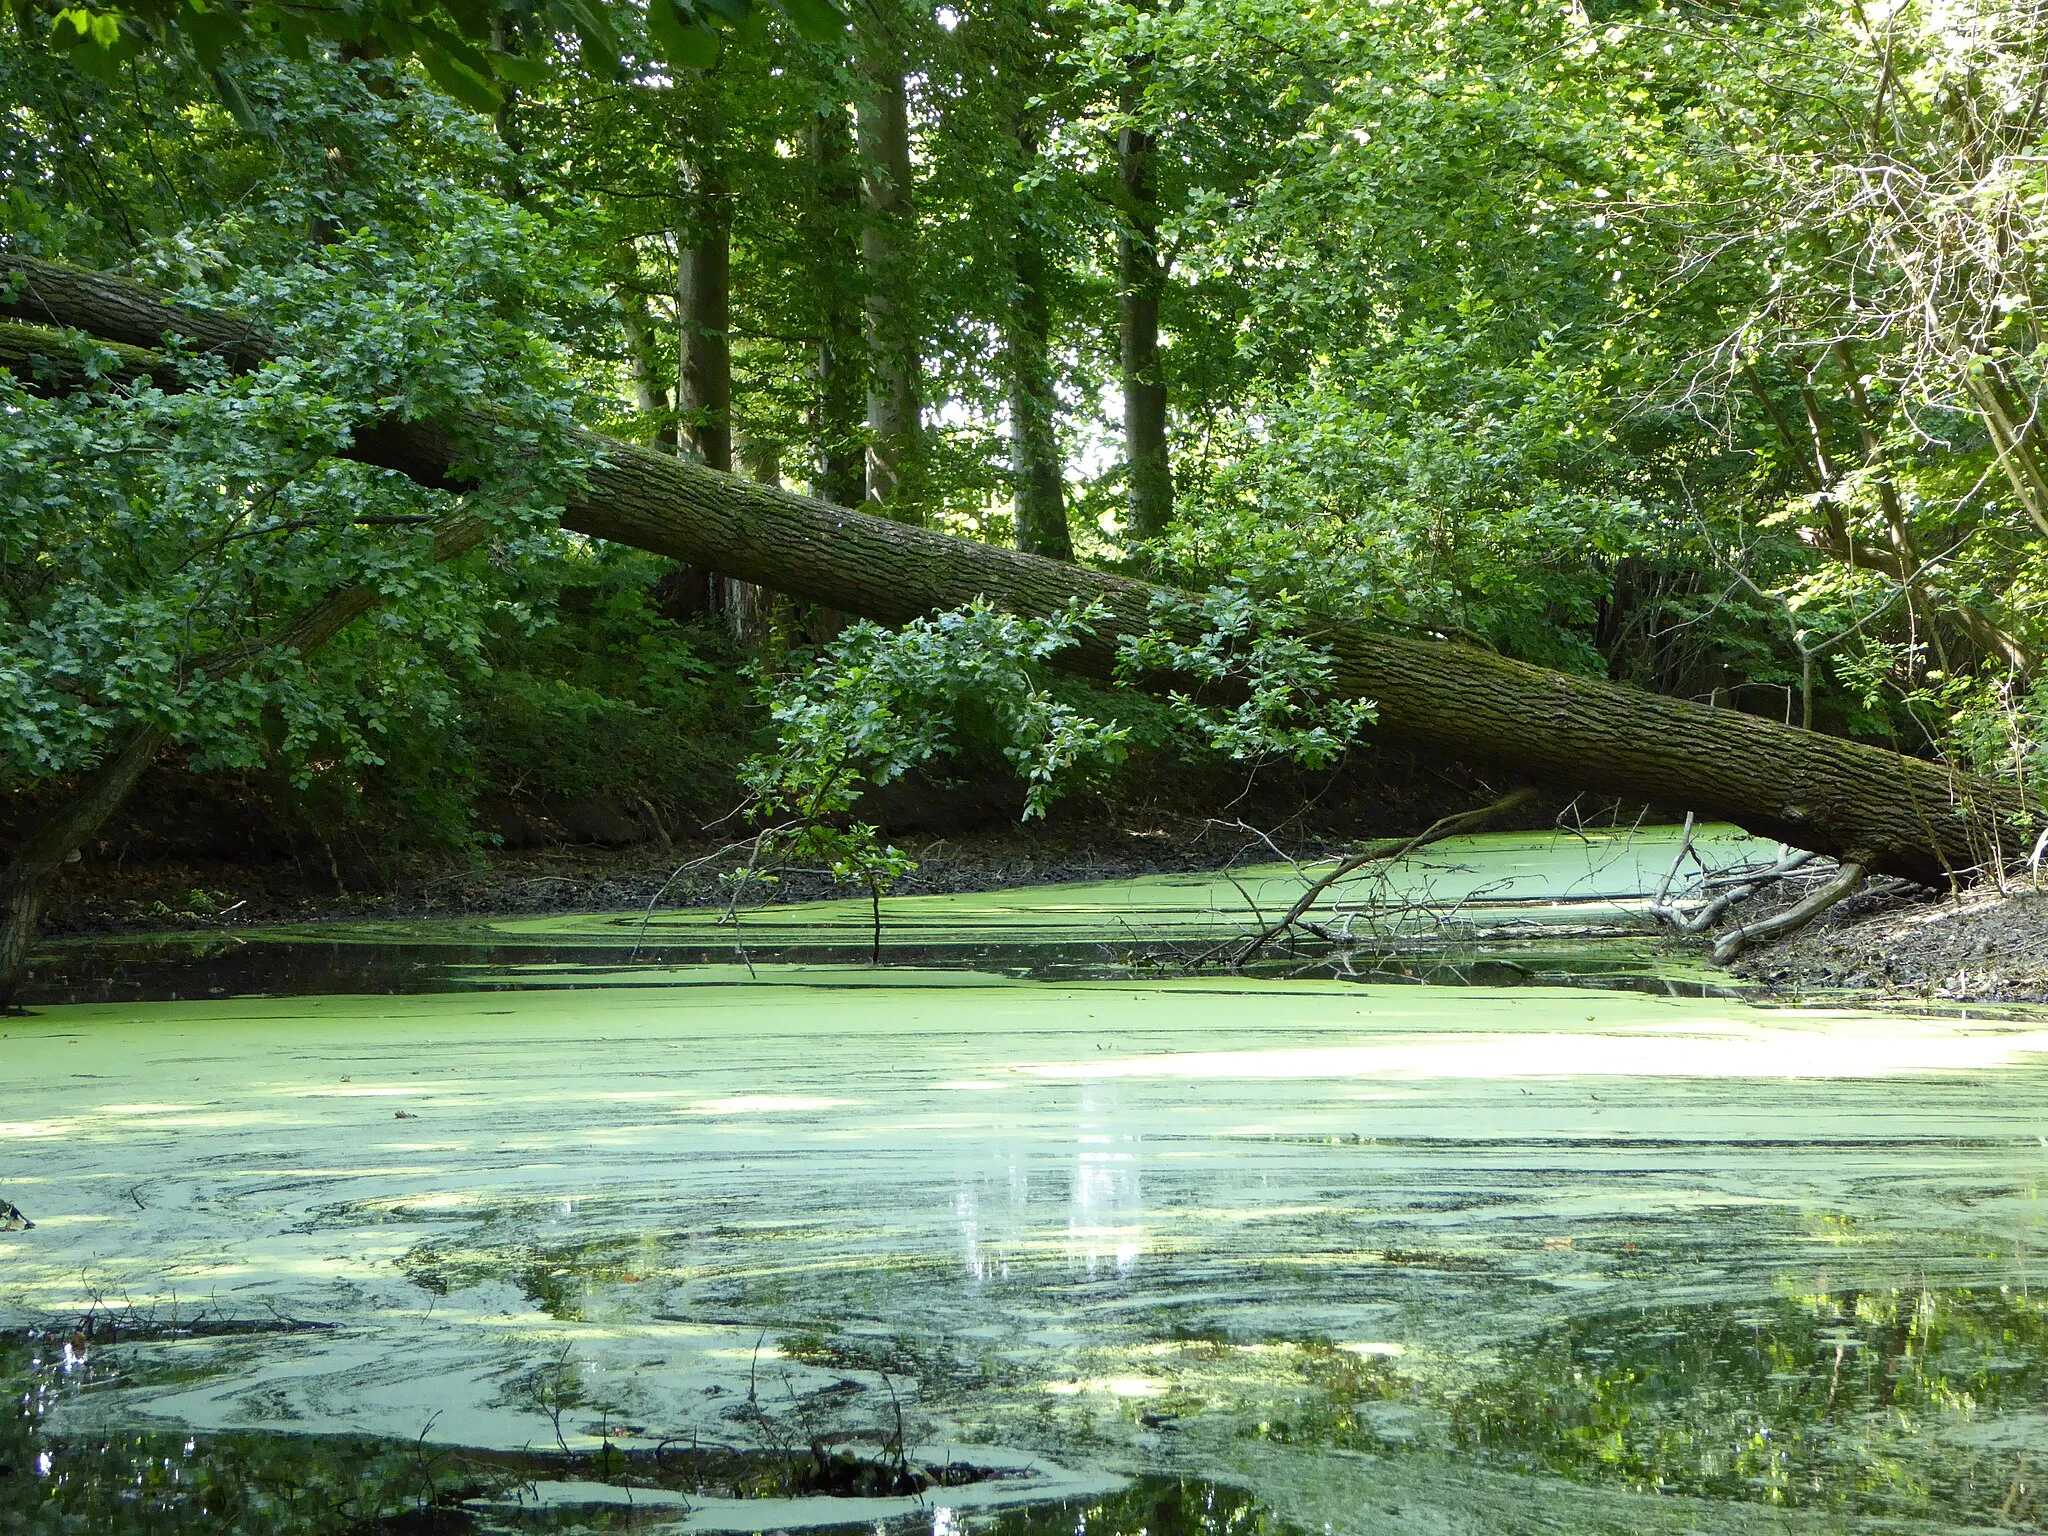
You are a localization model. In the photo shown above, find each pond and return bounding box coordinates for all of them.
[7,824,2048,1533]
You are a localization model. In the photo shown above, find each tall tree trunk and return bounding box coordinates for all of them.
[616,275,674,448]
[720,433,786,645]
[3,261,2029,888]
[1117,76,1171,544]
[807,105,867,510]
[675,146,740,622]
[489,15,526,203]
[1007,128,1071,562]
[678,157,733,474]
[0,511,487,1011]
[856,47,923,522]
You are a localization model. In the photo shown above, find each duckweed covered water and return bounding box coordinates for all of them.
[8,824,2048,1533]
[23,824,1768,1004]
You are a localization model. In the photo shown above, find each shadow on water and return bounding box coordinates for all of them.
[19,933,1740,1006]
[24,827,1776,1004]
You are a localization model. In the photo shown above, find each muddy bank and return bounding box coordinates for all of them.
[1731,881,2048,1002]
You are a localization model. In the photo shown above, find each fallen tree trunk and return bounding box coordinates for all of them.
[0,255,2029,886]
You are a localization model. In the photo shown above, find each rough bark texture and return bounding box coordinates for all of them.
[1117,79,1172,543]
[1007,156,1071,562]
[856,48,923,520]
[677,148,756,626]
[0,257,2029,885]
[807,105,868,511]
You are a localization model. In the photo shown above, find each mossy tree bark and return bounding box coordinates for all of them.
[0,257,2030,898]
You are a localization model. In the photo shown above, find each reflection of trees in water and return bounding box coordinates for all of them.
[16,1290,2048,1529]
[976,1477,1292,1536]
[1449,1287,2047,1520]
[3,1333,469,1534]
[4,1323,1288,1535]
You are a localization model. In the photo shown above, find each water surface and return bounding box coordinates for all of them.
[7,825,2045,1533]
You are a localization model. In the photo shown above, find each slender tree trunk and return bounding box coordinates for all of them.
[1965,366,2048,538]
[489,15,526,202]
[0,513,488,1011]
[856,48,923,522]
[617,277,674,448]
[1117,76,1171,544]
[678,157,733,474]
[4,260,2029,886]
[675,144,739,621]
[1768,361,2037,674]
[1007,128,1071,562]
[0,724,161,1014]
[808,105,867,510]
[721,433,787,645]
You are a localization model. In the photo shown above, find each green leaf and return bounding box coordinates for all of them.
[491,49,551,87]
[440,0,497,44]
[65,30,122,77]
[419,42,505,111]
[207,63,264,131]
[550,0,623,73]
[271,15,310,58]
[775,0,844,45]
[411,19,498,81]
[184,7,238,68]
[645,0,719,70]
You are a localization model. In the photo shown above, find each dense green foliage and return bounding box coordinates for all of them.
[2,0,2045,886]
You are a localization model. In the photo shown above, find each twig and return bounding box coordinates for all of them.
[1650,838,1820,935]
[1228,787,1538,967]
